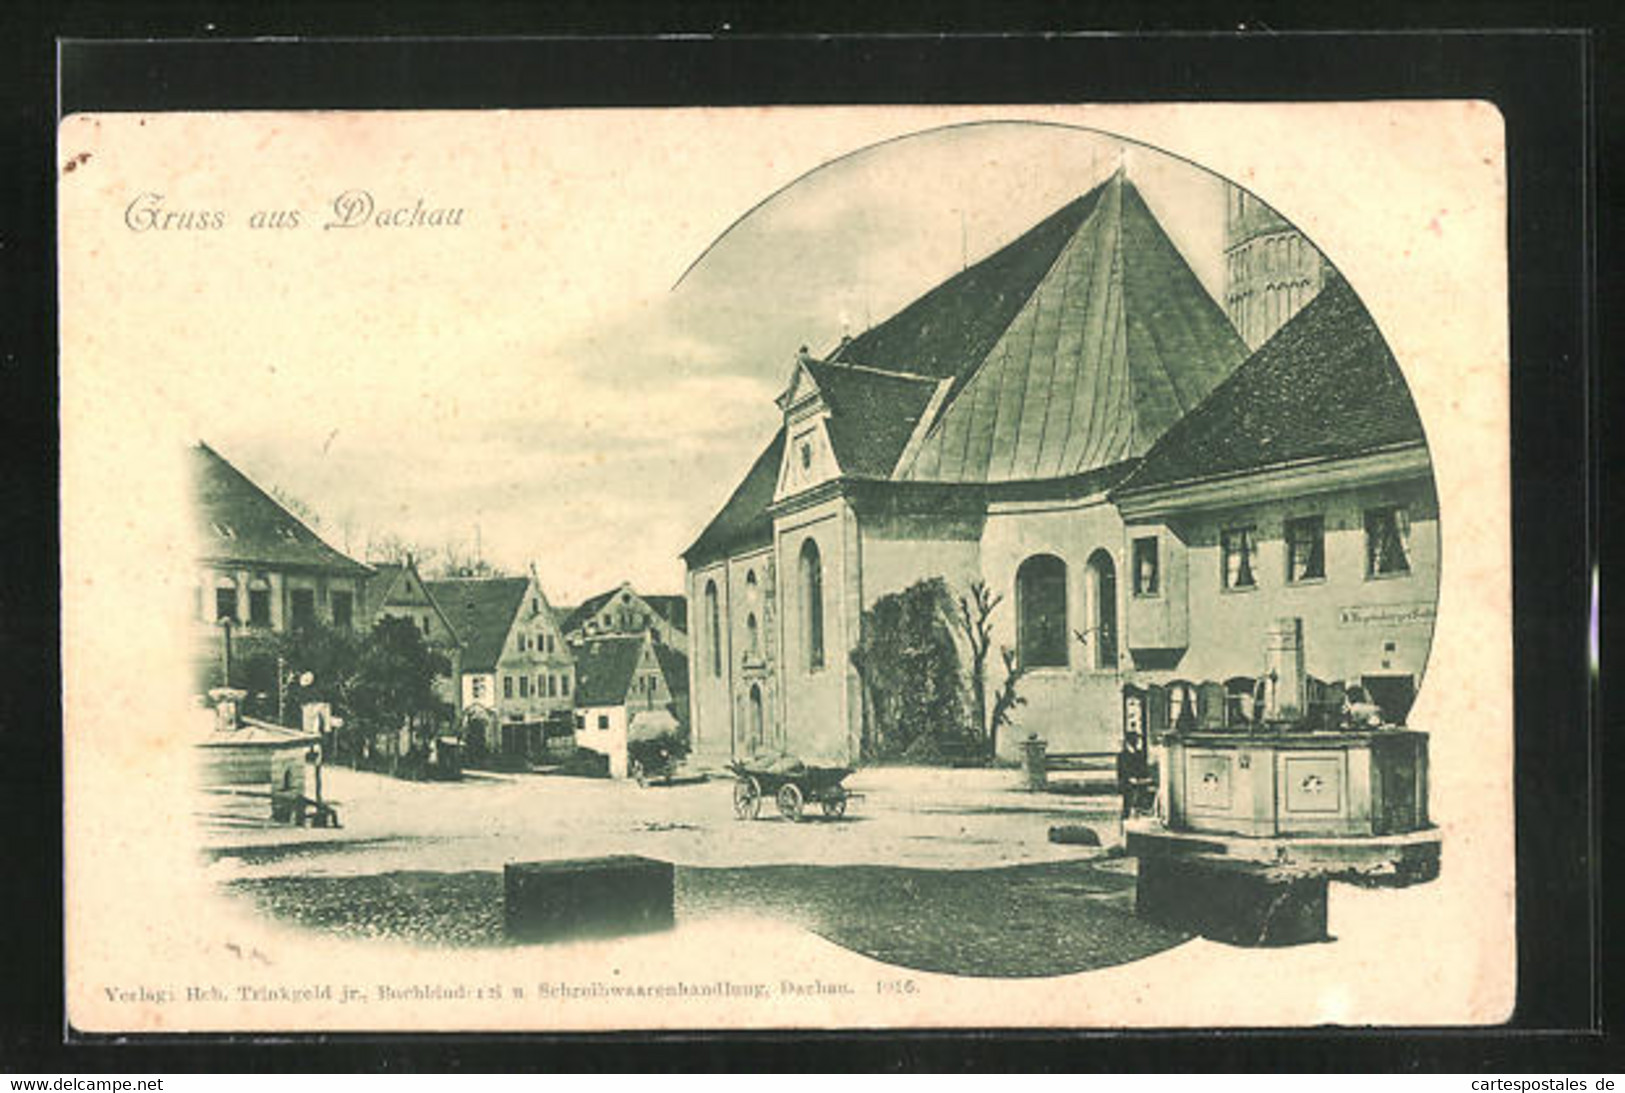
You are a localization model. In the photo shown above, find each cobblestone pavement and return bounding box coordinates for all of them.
[225,857,1183,977]
[210,764,1187,976]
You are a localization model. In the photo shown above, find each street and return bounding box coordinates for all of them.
[204,765,1190,977]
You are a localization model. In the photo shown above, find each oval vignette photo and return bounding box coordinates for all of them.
[59,106,1513,1032]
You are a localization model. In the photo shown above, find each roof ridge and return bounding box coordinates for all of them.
[812,358,940,385]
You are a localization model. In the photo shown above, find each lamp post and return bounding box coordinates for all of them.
[217,616,234,688]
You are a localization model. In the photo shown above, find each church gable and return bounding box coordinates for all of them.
[776,358,825,415]
[776,414,841,499]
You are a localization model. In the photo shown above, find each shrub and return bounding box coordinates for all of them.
[850,578,969,762]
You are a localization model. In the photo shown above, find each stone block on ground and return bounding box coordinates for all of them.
[1047,824,1102,846]
[1135,852,1327,947]
[504,855,674,943]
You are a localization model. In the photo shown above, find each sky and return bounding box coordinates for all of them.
[64,113,1243,606]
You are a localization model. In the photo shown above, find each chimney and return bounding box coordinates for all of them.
[796,345,812,364]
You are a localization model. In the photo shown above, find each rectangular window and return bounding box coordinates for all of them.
[1285,516,1326,582]
[562,674,571,696]
[332,591,354,629]
[597,715,609,731]
[215,586,237,622]
[472,678,487,701]
[248,588,271,627]
[421,616,431,636]
[290,588,316,628]
[503,676,514,700]
[1221,527,1258,590]
[1365,507,1412,577]
[518,676,530,699]
[1132,536,1160,596]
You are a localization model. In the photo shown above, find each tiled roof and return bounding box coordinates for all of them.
[561,586,686,636]
[682,429,784,565]
[652,642,688,699]
[560,588,619,634]
[897,174,1248,483]
[644,595,688,634]
[423,576,531,673]
[363,563,407,620]
[571,636,645,707]
[801,360,942,478]
[365,561,461,644]
[190,442,371,575]
[1114,274,1428,494]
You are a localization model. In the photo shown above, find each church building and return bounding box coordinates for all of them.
[682,171,1438,765]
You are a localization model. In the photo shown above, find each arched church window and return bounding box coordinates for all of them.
[1087,549,1119,670]
[798,539,824,672]
[1016,554,1068,669]
[746,612,760,660]
[704,580,721,678]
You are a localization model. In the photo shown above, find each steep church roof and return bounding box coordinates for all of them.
[1114,274,1427,494]
[894,172,1249,483]
[684,171,1251,563]
[190,442,371,575]
[682,429,784,565]
[830,186,1107,393]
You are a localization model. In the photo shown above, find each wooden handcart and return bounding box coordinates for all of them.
[729,760,861,822]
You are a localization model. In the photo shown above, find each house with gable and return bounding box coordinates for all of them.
[560,581,689,653]
[190,441,374,711]
[571,631,677,778]
[363,557,464,716]
[683,171,1440,766]
[425,571,575,762]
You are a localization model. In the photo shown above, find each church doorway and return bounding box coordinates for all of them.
[748,684,765,754]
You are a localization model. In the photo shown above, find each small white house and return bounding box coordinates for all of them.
[570,633,675,778]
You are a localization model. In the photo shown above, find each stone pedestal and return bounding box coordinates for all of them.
[1020,736,1048,791]
[1136,853,1328,947]
[504,855,675,943]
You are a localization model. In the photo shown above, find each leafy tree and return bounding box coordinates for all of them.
[349,615,453,775]
[850,578,969,762]
[276,624,363,714]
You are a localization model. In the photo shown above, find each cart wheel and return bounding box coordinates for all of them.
[821,789,847,819]
[776,783,804,822]
[733,777,762,820]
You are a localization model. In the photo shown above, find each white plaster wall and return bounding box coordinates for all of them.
[980,499,1131,757]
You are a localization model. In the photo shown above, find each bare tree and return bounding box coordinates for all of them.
[951,580,1003,750]
[271,485,323,530]
[365,530,441,571]
[987,646,1028,761]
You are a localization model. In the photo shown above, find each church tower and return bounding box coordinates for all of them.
[1223,187,1329,350]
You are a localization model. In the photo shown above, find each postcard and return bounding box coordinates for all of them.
[59,101,1512,1032]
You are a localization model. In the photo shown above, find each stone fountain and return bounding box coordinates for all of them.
[1126,617,1440,946]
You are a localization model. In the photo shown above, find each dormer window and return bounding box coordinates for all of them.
[210,522,237,540]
